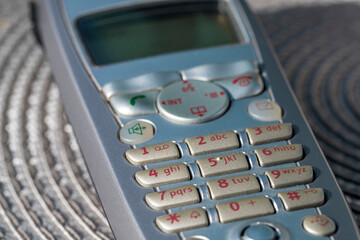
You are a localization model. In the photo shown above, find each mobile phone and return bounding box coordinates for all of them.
[34,0,360,239]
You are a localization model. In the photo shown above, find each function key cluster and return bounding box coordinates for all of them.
[124,123,333,237]
[104,60,273,125]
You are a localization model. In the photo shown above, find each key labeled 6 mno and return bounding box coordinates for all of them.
[254,144,303,167]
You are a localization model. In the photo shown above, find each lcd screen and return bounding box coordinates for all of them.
[77,1,241,65]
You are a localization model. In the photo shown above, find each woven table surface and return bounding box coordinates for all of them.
[0,1,359,239]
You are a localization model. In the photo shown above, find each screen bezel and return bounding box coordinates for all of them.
[75,0,246,67]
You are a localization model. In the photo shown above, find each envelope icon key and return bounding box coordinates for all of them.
[255,101,274,111]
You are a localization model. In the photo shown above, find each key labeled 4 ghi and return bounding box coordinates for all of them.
[135,163,190,187]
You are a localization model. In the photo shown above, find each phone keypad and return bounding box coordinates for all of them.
[206,174,260,200]
[196,152,249,178]
[246,123,293,145]
[125,122,326,235]
[135,163,190,188]
[156,208,209,234]
[145,185,200,210]
[254,144,303,167]
[216,196,275,223]
[125,141,180,166]
[278,188,324,211]
[185,131,239,156]
[265,165,313,189]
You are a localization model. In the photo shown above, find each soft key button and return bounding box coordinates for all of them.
[278,188,324,211]
[182,60,258,81]
[102,71,181,99]
[302,215,336,237]
[214,72,264,100]
[135,163,190,187]
[157,80,229,124]
[156,208,209,234]
[125,142,179,166]
[248,100,282,122]
[185,131,239,156]
[207,174,260,200]
[119,120,155,145]
[266,165,313,188]
[145,185,200,210]
[109,90,158,117]
[216,196,275,223]
[255,144,303,167]
[196,152,249,178]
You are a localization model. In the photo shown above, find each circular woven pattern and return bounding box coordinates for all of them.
[0,1,114,239]
[0,1,359,239]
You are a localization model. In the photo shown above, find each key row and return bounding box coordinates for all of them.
[125,123,294,166]
[134,147,306,188]
[155,188,325,233]
[144,169,314,210]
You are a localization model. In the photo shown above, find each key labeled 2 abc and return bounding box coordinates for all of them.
[185,131,239,156]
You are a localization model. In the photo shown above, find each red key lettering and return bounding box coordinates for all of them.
[196,136,207,145]
[218,179,229,188]
[229,202,240,211]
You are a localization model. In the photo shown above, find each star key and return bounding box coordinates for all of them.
[156,208,209,234]
[166,213,181,224]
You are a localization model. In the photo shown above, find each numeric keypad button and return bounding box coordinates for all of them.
[207,174,260,200]
[246,123,293,145]
[185,131,239,156]
[216,196,274,223]
[125,142,180,166]
[265,166,313,188]
[145,185,200,210]
[156,208,209,233]
[135,163,190,187]
[278,188,324,211]
[254,144,303,167]
[196,152,249,178]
